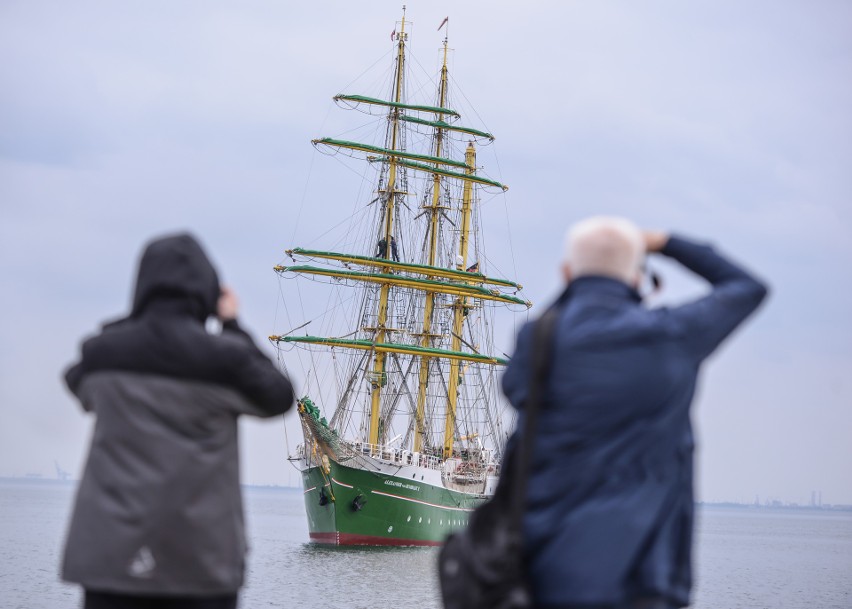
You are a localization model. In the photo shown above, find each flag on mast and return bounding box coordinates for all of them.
[438,17,449,31]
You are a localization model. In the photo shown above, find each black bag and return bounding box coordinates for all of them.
[439,307,559,609]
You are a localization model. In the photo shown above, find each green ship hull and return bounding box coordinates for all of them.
[299,458,484,546]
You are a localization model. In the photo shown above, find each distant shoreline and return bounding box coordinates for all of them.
[2,477,849,511]
[0,476,302,492]
[698,500,852,513]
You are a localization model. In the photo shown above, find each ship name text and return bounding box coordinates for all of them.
[384,480,420,492]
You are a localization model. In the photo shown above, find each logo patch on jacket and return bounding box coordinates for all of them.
[128,546,156,578]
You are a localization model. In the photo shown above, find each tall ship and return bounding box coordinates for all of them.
[271,9,531,545]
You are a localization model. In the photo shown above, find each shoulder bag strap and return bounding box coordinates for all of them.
[508,305,560,533]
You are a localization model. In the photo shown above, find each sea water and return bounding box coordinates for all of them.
[1,480,850,609]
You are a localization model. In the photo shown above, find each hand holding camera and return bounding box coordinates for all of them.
[217,285,239,322]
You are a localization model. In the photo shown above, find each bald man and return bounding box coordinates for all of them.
[501,218,768,609]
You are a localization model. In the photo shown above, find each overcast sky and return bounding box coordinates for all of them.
[1,1,850,505]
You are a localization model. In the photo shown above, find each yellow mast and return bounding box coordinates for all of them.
[413,37,451,453]
[368,9,406,446]
[444,142,476,459]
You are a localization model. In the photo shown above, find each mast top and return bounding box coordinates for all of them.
[439,16,450,48]
[442,34,449,68]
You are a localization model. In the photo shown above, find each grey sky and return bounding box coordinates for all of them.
[1,1,850,504]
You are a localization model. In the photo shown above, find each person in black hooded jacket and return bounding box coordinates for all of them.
[62,233,294,609]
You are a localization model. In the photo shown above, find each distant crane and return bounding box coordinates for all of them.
[54,460,71,481]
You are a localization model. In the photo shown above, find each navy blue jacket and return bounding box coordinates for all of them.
[501,236,768,608]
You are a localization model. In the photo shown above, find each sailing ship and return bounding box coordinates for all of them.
[271,10,531,546]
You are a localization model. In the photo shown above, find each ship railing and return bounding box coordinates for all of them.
[349,441,444,471]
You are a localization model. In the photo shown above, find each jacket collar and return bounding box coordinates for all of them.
[566,275,642,303]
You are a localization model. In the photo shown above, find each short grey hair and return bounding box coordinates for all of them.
[564,216,645,284]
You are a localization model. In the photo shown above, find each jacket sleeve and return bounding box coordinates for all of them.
[661,235,769,362]
[222,319,296,417]
[64,339,94,411]
[65,362,83,396]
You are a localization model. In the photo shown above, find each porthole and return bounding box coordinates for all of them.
[407,515,411,522]
[418,517,422,523]
[388,526,393,533]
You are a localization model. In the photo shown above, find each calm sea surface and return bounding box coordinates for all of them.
[1,480,850,608]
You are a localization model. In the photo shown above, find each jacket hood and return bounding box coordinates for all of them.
[131,233,220,320]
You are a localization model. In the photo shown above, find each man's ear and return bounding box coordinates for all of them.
[631,268,642,290]
[562,262,572,283]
